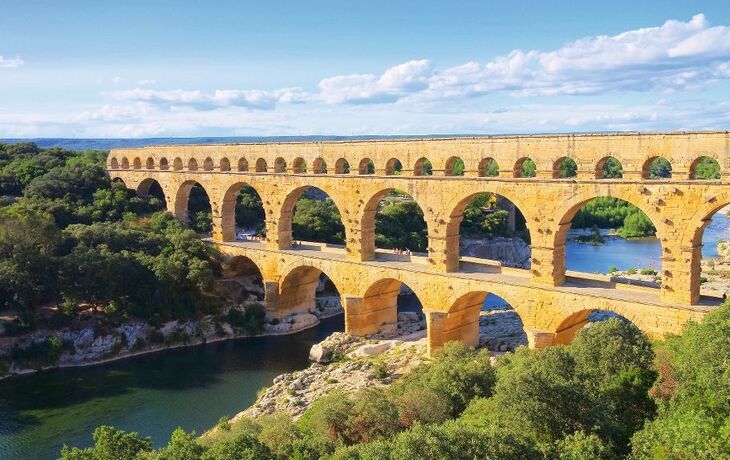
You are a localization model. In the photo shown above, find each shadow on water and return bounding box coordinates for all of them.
[0,315,344,460]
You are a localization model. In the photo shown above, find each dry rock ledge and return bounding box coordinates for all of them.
[231,308,525,422]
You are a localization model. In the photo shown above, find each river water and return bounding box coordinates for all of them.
[2,213,729,460]
[0,317,344,460]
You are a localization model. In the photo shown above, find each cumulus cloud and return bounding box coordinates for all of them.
[0,55,24,68]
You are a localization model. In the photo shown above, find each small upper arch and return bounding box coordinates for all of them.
[335,158,350,174]
[312,157,327,174]
[596,156,623,179]
[133,157,142,169]
[188,158,198,171]
[220,157,231,172]
[238,158,249,172]
[256,158,268,172]
[385,158,402,175]
[292,157,307,173]
[110,157,119,169]
[478,158,499,177]
[121,157,130,169]
[690,156,721,180]
[413,157,433,176]
[159,157,169,170]
[642,156,672,180]
[359,158,375,175]
[173,158,183,171]
[274,157,287,173]
[514,157,536,178]
[145,157,155,170]
[444,156,465,176]
[553,156,577,178]
[203,157,214,171]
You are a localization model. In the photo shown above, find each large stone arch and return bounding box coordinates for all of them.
[678,190,730,304]
[173,179,213,224]
[276,185,349,250]
[219,180,268,242]
[136,177,167,205]
[642,156,673,180]
[277,264,342,318]
[347,276,427,335]
[443,188,534,272]
[358,187,432,261]
[552,308,637,345]
[551,189,665,283]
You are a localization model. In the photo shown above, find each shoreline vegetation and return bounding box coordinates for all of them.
[58,304,730,459]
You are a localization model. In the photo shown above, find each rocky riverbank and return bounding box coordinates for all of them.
[0,297,344,381]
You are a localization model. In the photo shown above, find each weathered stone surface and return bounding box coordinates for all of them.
[110,132,726,355]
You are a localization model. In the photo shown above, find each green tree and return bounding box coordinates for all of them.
[602,157,623,178]
[200,432,273,460]
[648,157,672,179]
[152,428,205,460]
[692,156,721,180]
[292,197,345,244]
[235,186,265,231]
[559,158,578,178]
[521,158,536,177]
[59,425,153,460]
[375,199,427,251]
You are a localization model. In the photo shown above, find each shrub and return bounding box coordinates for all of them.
[200,431,273,460]
[154,428,205,460]
[11,335,64,369]
[216,416,231,432]
[59,425,152,459]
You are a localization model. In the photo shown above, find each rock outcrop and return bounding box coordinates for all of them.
[460,237,531,268]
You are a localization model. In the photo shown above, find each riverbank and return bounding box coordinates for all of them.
[0,299,344,381]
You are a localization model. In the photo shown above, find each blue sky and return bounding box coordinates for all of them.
[1,0,730,137]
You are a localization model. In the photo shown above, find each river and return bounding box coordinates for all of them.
[0,316,344,460]
[2,212,729,460]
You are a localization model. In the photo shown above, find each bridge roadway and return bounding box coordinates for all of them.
[213,239,715,354]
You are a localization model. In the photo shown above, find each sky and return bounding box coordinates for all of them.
[1,0,730,138]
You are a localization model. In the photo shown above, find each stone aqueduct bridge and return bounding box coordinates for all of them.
[108,132,730,354]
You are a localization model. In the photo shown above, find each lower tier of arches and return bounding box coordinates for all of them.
[216,240,710,356]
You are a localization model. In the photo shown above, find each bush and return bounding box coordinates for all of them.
[200,431,273,460]
[11,335,64,369]
[59,425,152,459]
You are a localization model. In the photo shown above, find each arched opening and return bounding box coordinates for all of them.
[553,310,632,345]
[173,158,183,170]
[136,178,167,209]
[454,192,531,269]
[220,157,231,172]
[442,292,526,351]
[203,157,214,171]
[334,158,350,174]
[563,197,660,280]
[444,156,465,176]
[110,158,119,169]
[643,157,672,179]
[358,158,375,175]
[188,158,198,171]
[355,278,425,337]
[219,182,266,242]
[292,157,307,173]
[111,177,126,187]
[277,266,344,328]
[513,157,536,178]
[220,256,265,306]
[283,187,345,247]
[691,202,730,302]
[312,157,327,174]
[367,189,428,257]
[553,157,577,178]
[413,157,433,176]
[478,158,499,177]
[690,156,721,180]
[159,158,169,170]
[385,158,403,175]
[133,157,142,169]
[256,158,267,172]
[121,158,130,169]
[596,156,623,179]
[274,157,287,173]
[183,182,212,234]
[145,157,154,170]
[237,158,249,172]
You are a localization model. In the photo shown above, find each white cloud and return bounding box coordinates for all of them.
[0,55,24,68]
[109,87,308,110]
[137,79,157,85]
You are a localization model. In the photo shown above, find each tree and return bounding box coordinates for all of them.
[631,302,730,459]
[200,432,274,460]
[648,157,672,179]
[559,158,578,178]
[235,186,265,231]
[292,197,345,244]
[59,425,153,460]
[693,156,721,180]
[602,158,623,178]
[521,159,536,177]
[375,199,428,251]
[152,428,205,460]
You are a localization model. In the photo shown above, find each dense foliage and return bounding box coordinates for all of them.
[60,312,730,460]
[572,197,656,238]
[0,143,219,327]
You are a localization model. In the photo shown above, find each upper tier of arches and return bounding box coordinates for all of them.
[108,132,729,181]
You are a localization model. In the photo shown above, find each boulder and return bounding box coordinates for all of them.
[309,343,332,363]
[290,313,318,330]
[347,341,396,358]
[397,311,420,322]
